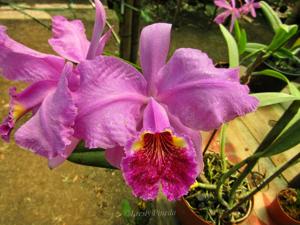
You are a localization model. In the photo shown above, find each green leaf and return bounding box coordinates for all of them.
[234,21,247,55]
[219,24,239,67]
[121,199,132,218]
[67,149,116,169]
[260,1,282,32]
[261,118,300,157]
[141,10,153,23]
[281,108,300,135]
[268,24,298,52]
[245,43,267,53]
[252,92,300,107]
[274,48,295,59]
[239,29,247,55]
[234,20,241,41]
[252,69,300,96]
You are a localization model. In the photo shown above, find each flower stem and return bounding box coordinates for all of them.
[220,124,228,173]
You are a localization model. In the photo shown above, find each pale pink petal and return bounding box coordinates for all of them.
[95,28,112,55]
[0,81,57,141]
[74,56,148,149]
[156,48,259,131]
[48,137,80,169]
[86,0,106,59]
[0,25,64,82]
[139,23,172,92]
[214,0,232,9]
[15,63,78,162]
[105,146,125,169]
[214,10,232,24]
[49,16,90,63]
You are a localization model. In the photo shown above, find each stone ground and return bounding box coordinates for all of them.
[0,2,273,225]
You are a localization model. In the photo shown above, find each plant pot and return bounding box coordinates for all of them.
[248,58,300,93]
[267,188,300,225]
[175,197,254,225]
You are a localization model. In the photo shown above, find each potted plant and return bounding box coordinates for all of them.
[240,1,300,92]
[267,188,300,225]
[174,1,300,224]
[175,98,300,225]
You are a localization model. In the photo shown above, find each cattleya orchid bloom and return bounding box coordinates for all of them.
[214,0,240,31]
[73,23,259,200]
[240,0,261,18]
[0,0,110,167]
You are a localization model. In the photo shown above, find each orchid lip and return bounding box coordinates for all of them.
[131,129,187,160]
[122,128,198,201]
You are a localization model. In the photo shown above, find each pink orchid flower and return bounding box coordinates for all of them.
[214,0,241,31]
[73,23,259,200]
[0,0,110,168]
[240,0,261,18]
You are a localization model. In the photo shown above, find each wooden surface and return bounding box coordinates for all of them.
[155,103,300,225]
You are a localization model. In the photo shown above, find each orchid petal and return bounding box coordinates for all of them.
[15,63,77,163]
[140,23,171,92]
[214,0,231,9]
[0,81,57,141]
[74,56,147,149]
[0,25,64,82]
[105,146,125,169]
[214,10,232,24]
[49,16,90,63]
[86,0,106,59]
[95,28,112,56]
[157,48,259,131]
[48,137,80,169]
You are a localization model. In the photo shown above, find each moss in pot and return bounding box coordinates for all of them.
[184,152,253,224]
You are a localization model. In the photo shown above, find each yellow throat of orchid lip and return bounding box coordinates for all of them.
[12,104,26,120]
[132,129,187,152]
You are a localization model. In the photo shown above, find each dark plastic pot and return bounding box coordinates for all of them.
[175,197,254,225]
[248,60,300,93]
[267,188,300,225]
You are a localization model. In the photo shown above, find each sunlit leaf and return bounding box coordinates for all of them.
[219,24,239,67]
[260,1,282,32]
[252,92,300,107]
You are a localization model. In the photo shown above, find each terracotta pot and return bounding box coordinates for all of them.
[267,189,300,225]
[175,197,253,225]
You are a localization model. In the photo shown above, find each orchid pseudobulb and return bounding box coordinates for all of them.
[73,23,259,200]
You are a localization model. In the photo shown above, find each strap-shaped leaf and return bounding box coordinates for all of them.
[245,43,267,53]
[261,118,300,157]
[268,24,298,52]
[252,92,300,107]
[260,1,282,32]
[220,24,239,68]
